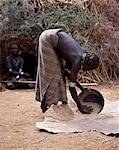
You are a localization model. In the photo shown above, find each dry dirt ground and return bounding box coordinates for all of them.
[0,84,119,150]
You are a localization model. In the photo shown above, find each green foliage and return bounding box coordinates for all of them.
[43,4,99,50]
[44,4,96,31]
[0,0,43,39]
[1,0,26,24]
[0,1,99,49]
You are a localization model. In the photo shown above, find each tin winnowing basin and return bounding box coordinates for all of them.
[78,89,104,114]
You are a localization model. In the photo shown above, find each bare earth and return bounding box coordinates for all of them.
[0,84,119,150]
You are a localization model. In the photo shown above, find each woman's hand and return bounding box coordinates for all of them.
[77,104,93,114]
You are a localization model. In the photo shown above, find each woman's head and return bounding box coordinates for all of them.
[82,52,99,71]
[10,43,19,56]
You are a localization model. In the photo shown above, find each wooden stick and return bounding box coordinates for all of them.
[0,80,98,86]
[0,80,36,84]
[80,83,98,86]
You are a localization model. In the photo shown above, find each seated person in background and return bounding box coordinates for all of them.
[6,43,34,89]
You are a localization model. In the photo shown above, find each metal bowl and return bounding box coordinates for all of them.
[78,88,104,114]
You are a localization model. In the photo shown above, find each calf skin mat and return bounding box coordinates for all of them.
[36,100,119,135]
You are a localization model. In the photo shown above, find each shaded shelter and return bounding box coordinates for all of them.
[0,36,38,83]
